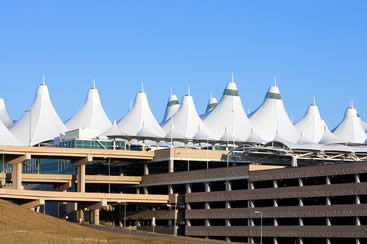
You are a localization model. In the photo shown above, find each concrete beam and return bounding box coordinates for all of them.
[88,200,108,210]
[8,153,31,165]
[56,181,73,192]
[74,155,93,167]
[21,199,45,210]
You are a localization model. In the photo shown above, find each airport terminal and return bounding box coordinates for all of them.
[0,75,367,244]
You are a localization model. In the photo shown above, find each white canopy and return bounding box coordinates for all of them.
[161,93,180,124]
[250,83,299,143]
[66,87,112,134]
[204,79,251,141]
[333,106,367,143]
[200,97,218,120]
[295,102,328,143]
[361,119,367,132]
[162,93,212,140]
[319,125,344,144]
[11,83,67,146]
[0,98,13,128]
[0,120,19,145]
[103,90,165,138]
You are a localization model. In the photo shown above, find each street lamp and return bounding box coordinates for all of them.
[167,203,177,236]
[254,211,263,244]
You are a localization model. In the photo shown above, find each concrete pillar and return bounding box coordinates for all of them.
[298,238,304,244]
[168,185,173,194]
[76,163,87,193]
[225,219,231,227]
[186,219,191,226]
[299,217,304,226]
[274,199,278,207]
[144,163,149,176]
[326,197,331,206]
[327,217,331,226]
[249,237,254,244]
[250,218,255,226]
[249,182,255,190]
[205,202,210,209]
[326,176,331,185]
[92,209,100,225]
[298,178,303,187]
[356,174,360,183]
[136,188,140,194]
[326,238,331,244]
[225,237,231,242]
[356,216,361,226]
[205,219,210,226]
[356,238,361,244]
[250,200,255,208]
[12,163,23,190]
[356,195,361,204]
[273,180,278,188]
[186,184,191,193]
[291,156,297,167]
[205,182,211,192]
[273,237,278,244]
[186,203,191,210]
[144,187,148,194]
[225,180,232,191]
[225,201,231,209]
[299,198,304,207]
[274,218,278,226]
[77,209,84,224]
[169,158,174,173]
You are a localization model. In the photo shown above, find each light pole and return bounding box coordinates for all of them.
[254,210,263,244]
[124,202,127,228]
[167,203,177,236]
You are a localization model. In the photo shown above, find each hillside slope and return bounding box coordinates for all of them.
[0,199,186,244]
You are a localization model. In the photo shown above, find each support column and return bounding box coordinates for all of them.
[291,156,297,167]
[327,217,331,226]
[298,178,303,187]
[274,218,278,226]
[144,163,149,176]
[168,185,173,195]
[356,216,361,226]
[10,154,31,190]
[169,158,174,173]
[75,156,92,193]
[355,174,360,183]
[298,238,304,244]
[92,209,100,225]
[356,238,361,244]
[326,197,331,206]
[273,237,278,244]
[356,195,361,204]
[326,238,331,244]
[299,217,304,226]
[186,184,191,193]
[299,198,304,207]
[326,176,331,185]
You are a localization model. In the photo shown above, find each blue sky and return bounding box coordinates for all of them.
[0,1,366,129]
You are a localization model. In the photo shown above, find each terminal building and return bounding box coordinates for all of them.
[0,75,367,244]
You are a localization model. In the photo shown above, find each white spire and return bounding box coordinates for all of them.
[161,91,180,125]
[163,94,212,140]
[274,76,277,87]
[0,98,13,128]
[250,84,299,143]
[333,106,367,143]
[0,119,19,145]
[93,79,96,89]
[141,81,144,93]
[295,102,328,144]
[103,89,164,138]
[188,86,191,96]
[66,86,112,135]
[232,72,234,83]
[11,83,67,146]
[204,79,251,141]
[42,74,45,85]
[313,96,316,105]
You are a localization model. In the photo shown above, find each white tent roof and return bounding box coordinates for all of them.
[295,102,328,143]
[250,83,299,143]
[332,106,367,143]
[11,83,67,146]
[360,119,367,132]
[103,90,165,138]
[66,86,112,134]
[0,98,13,128]
[200,97,218,120]
[162,93,212,140]
[203,79,251,141]
[319,125,344,144]
[161,93,180,124]
[0,119,19,145]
